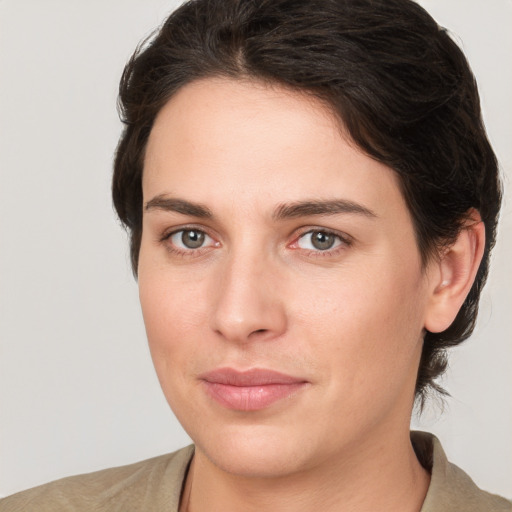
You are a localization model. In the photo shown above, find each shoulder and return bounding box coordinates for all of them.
[412,431,512,512]
[0,445,194,512]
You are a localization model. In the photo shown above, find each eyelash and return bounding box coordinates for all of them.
[290,228,352,258]
[159,226,352,258]
[160,226,218,258]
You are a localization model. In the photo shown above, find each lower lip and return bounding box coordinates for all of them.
[203,382,306,411]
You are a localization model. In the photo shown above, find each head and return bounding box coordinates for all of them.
[112,0,500,467]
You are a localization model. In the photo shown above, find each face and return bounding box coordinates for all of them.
[139,78,435,477]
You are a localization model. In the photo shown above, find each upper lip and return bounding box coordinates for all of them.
[199,368,307,386]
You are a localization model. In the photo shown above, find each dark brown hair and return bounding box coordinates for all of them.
[112,0,501,402]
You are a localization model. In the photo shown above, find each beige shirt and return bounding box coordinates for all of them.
[1,432,510,511]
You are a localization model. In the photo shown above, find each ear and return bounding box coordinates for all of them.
[424,209,486,334]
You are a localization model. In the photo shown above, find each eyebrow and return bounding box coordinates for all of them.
[272,199,377,220]
[145,196,213,218]
[144,195,377,221]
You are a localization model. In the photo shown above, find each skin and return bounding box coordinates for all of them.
[138,78,484,511]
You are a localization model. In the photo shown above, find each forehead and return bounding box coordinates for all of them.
[143,77,407,221]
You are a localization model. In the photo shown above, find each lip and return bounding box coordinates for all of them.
[199,368,308,411]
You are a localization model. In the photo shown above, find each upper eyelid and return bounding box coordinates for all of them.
[160,224,216,241]
[293,226,353,243]
[162,228,218,256]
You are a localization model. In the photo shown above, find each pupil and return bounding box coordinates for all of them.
[182,230,205,249]
[312,231,335,250]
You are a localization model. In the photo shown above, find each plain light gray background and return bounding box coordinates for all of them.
[1,0,511,499]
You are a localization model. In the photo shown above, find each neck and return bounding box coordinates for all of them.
[181,427,430,512]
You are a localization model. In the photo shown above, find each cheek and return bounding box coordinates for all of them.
[138,276,210,427]
[138,259,210,384]
[292,261,426,394]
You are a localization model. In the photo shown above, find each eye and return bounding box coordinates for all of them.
[168,229,215,250]
[296,230,345,251]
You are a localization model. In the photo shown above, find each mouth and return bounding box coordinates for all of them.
[199,368,309,411]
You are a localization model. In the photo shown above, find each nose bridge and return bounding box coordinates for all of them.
[210,239,286,343]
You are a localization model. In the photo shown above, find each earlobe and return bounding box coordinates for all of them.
[424,210,485,334]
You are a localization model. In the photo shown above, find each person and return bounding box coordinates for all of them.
[1,0,510,510]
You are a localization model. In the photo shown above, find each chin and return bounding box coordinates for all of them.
[191,422,325,478]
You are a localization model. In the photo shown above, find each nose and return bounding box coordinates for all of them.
[210,250,287,344]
